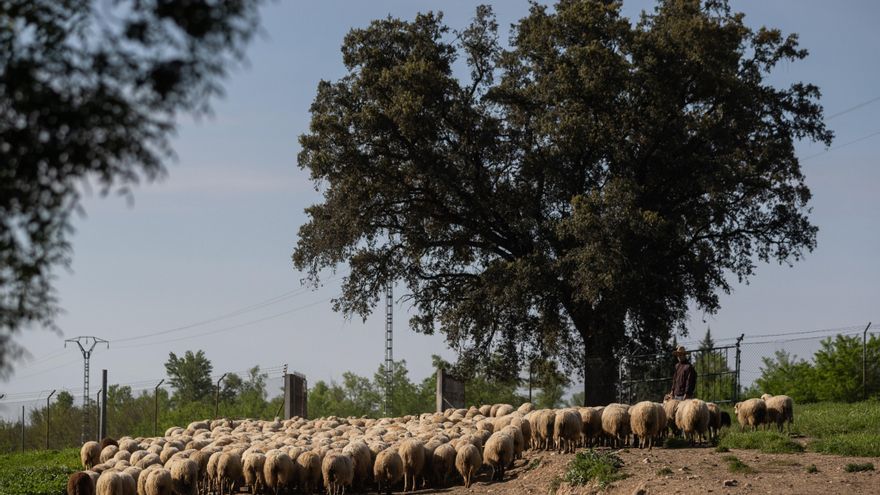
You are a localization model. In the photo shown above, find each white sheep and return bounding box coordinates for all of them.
[629,401,661,449]
[483,431,513,481]
[676,399,710,444]
[735,398,767,432]
[761,394,794,432]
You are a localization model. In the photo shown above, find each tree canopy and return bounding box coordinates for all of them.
[293,0,831,404]
[0,0,265,376]
[755,334,880,403]
[164,350,213,404]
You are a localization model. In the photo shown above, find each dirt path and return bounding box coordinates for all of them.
[417,446,879,495]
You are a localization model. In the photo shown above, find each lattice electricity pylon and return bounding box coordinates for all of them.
[384,282,393,416]
[65,336,109,444]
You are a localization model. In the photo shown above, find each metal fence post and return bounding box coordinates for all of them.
[100,370,108,440]
[214,374,227,420]
[46,390,56,450]
[154,379,164,437]
[734,333,744,401]
[864,322,872,401]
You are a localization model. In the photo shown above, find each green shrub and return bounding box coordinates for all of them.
[656,467,673,476]
[844,463,874,473]
[806,464,818,473]
[0,449,80,495]
[563,450,627,488]
[722,455,756,474]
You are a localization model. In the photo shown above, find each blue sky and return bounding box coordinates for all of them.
[2,1,878,414]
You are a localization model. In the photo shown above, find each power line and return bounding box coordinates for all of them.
[679,323,868,345]
[742,330,866,346]
[825,95,880,120]
[112,285,327,344]
[2,363,288,404]
[113,297,332,350]
[14,357,81,380]
[802,130,880,161]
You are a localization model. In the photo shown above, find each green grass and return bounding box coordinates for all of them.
[844,462,875,473]
[806,464,818,473]
[656,467,673,476]
[717,430,804,454]
[0,448,80,495]
[714,445,730,453]
[526,457,542,471]
[722,455,756,474]
[717,401,880,457]
[548,475,562,495]
[563,449,627,488]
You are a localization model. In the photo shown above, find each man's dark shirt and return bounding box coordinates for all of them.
[672,361,696,398]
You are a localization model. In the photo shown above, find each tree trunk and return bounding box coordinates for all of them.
[581,332,619,406]
[560,289,620,406]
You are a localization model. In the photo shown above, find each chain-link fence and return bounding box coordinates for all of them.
[619,336,744,404]
[617,323,875,404]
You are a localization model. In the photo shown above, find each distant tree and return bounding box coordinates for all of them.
[693,327,735,402]
[308,380,345,419]
[220,372,244,402]
[532,360,570,409]
[1,0,266,376]
[567,391,585,408]
[699,327,716,351]
[373,360,429,416]
[165,350,213,404]
[292,0,832,405]
[755,350,817,403]
[812,334,880,402]
[56,390,74,409]
[235,366,269,418]
[755,334,880,403]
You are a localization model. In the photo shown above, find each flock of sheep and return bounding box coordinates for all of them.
[66,393,794,495]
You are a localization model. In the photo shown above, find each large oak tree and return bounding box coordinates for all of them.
[293,0,831,404]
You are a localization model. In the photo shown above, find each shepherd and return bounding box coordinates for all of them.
[669,346,696,400]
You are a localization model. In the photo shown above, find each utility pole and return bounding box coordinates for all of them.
[214,373,228,419]
[100,369,108,440]
[384,282,393,416]
[20,405,25,452]
[46,389,56,450]
[864,322,872,401]
[95,390,101,441]
[154,379,164,436]
[65,336,109,444]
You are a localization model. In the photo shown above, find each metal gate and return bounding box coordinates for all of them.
[618,336,743,404]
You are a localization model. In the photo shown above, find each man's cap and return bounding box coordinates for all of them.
[673,345,687,356]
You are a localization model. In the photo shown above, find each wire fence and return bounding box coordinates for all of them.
[618,322,875,404]
[1,323,876,453]
[0,365,290,453]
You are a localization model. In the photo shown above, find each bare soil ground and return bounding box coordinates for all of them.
[418,445,879,495]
